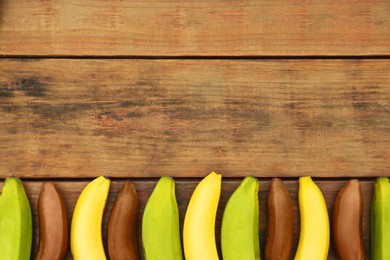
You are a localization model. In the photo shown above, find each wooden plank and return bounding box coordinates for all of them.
[1,0,389,56]
[0,178,374,260]
[0,59,389,178]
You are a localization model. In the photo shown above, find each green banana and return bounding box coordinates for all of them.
[371,177,390,260]
[221,176,260,260]
[0,177,33,260]
[142,176,183,260]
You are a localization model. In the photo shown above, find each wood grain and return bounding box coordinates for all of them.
[1,0,389,56]
[0,178,374,260]
[0,59,389,178]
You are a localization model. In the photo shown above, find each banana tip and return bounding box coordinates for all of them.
[209,171,222,180]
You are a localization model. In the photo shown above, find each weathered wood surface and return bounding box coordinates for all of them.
[1,0,390,56]
[0,178,374,260]
[0,59,389,178]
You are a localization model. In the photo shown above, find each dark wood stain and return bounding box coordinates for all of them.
[0,104,18,112]
[28,103,93,120]
[120,100,147,107]
[16,77,46,97]
[126,111,144,118]
[96,111,124,121]
[352,101,369,110]
[0,88,13,97]
[95,110,145,123]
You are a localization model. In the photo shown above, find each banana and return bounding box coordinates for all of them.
[183,171,222,260]
[108,180,139,260]
[71,176,110,260]
[294,176,329,260]
[371,177,390,260]
[333,179,365,260]
[142,176,183,260]
[265,178,294,260]
[221,176,260,260]
[0,177,33,260]
[36,182,69,260]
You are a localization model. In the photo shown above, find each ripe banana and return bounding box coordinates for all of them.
[183,171,222,260]
[294,176,329,260]
[142,176,183,260]
[36,182,69,260]
[333,179,365,260]
[371,177,390,260]
[221,176,260,260]
[71,176,110,260]
[108,180,139,260]
[0,177,33,260]
[265,178,294,260]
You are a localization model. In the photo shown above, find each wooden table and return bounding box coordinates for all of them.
[1,1,389,259]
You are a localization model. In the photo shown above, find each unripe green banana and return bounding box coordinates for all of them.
[142,176,183,260]
[0,177,33,260]
[371,177,390,260]
[221,176,260,260]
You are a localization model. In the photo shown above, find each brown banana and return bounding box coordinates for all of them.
[36,182,68,260]
[332,179,365,260]
[107,181,139,260]
[264,178,294,260]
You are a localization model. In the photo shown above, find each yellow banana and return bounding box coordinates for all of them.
[183,171,222,260]
[71,176,110,260]
[142,176,183,260]
[0,177,32,260]
[221,176,260,260]
[294,176,329,260]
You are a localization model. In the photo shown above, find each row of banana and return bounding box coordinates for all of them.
[0,173,389,260]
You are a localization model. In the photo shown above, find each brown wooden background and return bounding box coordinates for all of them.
[1,0,390,259]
